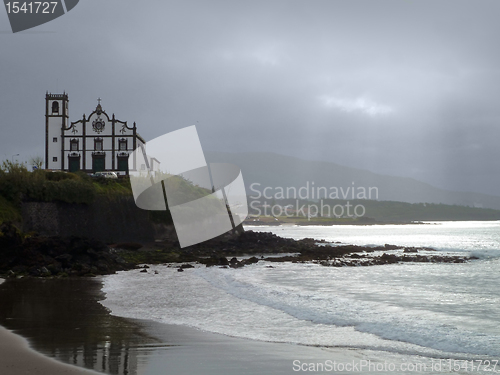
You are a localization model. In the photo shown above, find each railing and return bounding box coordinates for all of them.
[46,93,68,99]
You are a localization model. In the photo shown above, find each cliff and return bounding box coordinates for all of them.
[0,164,178,243]
[21,196,161,243]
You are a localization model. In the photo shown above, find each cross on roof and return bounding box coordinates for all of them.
[97,97,102,105]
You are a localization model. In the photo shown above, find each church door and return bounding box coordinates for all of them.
[117,157,128,173]
[69,157,80,172]
[92,156,105,173]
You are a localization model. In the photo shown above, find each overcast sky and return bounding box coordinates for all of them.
[1,0,499,196]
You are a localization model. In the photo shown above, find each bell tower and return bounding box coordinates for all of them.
[45,92,69,170]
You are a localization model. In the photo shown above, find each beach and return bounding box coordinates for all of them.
[1,222,499,375]
[0,278,99,375]
[0,325,100,375]
[0,277,373,375]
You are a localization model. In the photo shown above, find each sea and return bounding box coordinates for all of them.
[100,221,500,374]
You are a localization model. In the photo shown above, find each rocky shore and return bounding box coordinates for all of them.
[0,222,477,278]
[0,222,134,277]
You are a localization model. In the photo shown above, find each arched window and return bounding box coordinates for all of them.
[52,101,59,114]
[94,137,103,151]
[118,138,127,151]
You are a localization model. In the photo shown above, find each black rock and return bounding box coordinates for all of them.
[242,257,259,265]
[404,248,418,253]
[380,253,399,263]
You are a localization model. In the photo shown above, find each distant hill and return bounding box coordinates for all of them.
[206,151,500,210]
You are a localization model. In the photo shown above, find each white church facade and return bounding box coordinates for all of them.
[45,92,146,175]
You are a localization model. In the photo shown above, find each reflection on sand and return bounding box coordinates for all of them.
[0,277,170,375]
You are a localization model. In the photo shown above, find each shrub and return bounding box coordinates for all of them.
[45,171,77,181]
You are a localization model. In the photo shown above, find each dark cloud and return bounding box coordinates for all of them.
[1,0,499,196]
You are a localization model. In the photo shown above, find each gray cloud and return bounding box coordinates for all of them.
[1,0,499,196]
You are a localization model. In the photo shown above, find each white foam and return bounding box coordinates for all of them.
[101,260,500,359]
[195,263,500,357]
[101,222,500,360]
[248,221,500,259]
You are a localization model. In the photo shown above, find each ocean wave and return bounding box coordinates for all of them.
[196,265,500,357]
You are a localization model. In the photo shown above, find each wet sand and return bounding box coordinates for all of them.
[0,326,100,375]
[0,277,374,375]
[0,277,161,374]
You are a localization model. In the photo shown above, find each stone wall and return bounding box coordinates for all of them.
[21,196,165,243]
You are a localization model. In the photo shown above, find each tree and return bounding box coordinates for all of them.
[29,156,43,169]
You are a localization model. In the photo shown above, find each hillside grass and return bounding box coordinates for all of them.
[0,161,136,225]
[249,198,500,222]
[0,161,216,227]
[3,160,498,227]
[340,199,500,221]
[0,195,21,223]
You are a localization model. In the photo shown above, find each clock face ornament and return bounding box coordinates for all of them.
[92,118,105,133]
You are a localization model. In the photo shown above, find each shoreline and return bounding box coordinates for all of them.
[0,277,382,375]
[0,221,484,280]
[0,315,372,375]
[243,219,500,226]
[0,325,100,375]
[0,278,99,375]
[1,260,491,375]
[243,220,428,226]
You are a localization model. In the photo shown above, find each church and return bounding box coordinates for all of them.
[45,92,145,175]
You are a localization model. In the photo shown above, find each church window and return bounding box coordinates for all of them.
[53,137,57,142]
[53,157,57,162]
[52,101,59,114]
[70,139,79,151]
[119,138,127,151]
[95,138,103,151]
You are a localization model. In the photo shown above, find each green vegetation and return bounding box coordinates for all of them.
[4,160,498,228]
[249,197,500,223]
[0,161,135,225]
[118,248,193,264]
[0,161,218,227]
[334,199,500,221]
[0,161,95,205]
[0,195,21,223]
